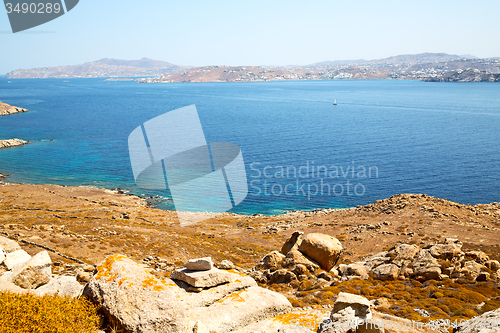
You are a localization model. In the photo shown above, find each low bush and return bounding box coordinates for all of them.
[0,292,100,333]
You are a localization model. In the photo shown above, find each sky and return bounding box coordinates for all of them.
[1,0,500,74]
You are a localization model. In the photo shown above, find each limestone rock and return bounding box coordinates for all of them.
[35,275,83,297]
[299,233,343,271]
[411,249,441,280]
[0,249,5,266]
[10,251,51,289]
[171,267,234,288]
[83,254,189,333]
[465,251,489,264]
[0,236,21,254]
[268,269,298,284]
[429,243,462,260]
[391,244,420,262]
[3,249,31,270]
[281,231,304,255]
[342,262,369,281]
[185,257,213,271]
[261,251,285,268]
[185,286,293,333]
[333,292,371,319]
[372,264,399,281]
[219,260,235,270]
[485,260,500,272]
[282,250,320,271]
[84,254,290,333]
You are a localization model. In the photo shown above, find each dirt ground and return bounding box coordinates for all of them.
[1,182,499,268]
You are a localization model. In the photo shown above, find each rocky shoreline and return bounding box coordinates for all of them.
[0,101,29,116]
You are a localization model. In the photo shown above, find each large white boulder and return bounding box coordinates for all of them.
[35,275,83,297]
[9,250,51,289]
[0,236,21,254]
[3,249,31,270]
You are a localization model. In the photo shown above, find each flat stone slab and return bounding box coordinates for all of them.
[185,257,213,271]
[171,267,234,288]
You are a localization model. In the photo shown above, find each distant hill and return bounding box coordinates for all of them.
[4,58,185,79]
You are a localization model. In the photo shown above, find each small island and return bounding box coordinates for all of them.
[0,101,29,116]
[0,138,31,149]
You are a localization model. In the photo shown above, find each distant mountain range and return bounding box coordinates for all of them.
[4,53,500,82]
[4,57,185,79]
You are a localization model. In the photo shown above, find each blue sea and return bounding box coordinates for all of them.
[1,78,499,215]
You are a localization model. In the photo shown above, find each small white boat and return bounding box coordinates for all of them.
[333,98,337,105]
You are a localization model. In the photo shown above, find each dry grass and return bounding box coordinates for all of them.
[0,292,100,333]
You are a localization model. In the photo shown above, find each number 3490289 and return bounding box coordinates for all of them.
[5,2,61,14]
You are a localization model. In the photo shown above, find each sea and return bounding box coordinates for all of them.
[0,78,499,215]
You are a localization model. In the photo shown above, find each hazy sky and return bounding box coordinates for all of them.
[1,0,499,74]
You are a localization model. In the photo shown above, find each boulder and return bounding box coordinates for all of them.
[372,264,399,281]
[84,254,291,333]
[363,252,391,270]
[185,257,213,271]
[261,251,285,268]
[3,249,31,270]
[9,251,51,289]
[185,286,292,332]
[83,254,190,332]
[281,231,304,255]
[219,260,235,270]
[268,269,298,284]
[391,244,419,262]
[35,275,83,297]
[0,249,5,265]
[332,292,371,319]
[411,249,441,281]
[342,262,369,281]
[429,243,462,260]
[292,264,309,277]
[0,236,21,254]
[170,267,234,288]
[299,233,343,271]
[282,250,320,271]
[485,260,500,272]
[465,251,489,264]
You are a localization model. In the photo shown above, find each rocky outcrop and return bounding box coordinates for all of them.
[340,238,498,283]
[83,255,293,333]
[0,138,30,149]
[0,101,29,116]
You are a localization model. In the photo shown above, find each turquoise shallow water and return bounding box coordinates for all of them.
[0,78,499,215]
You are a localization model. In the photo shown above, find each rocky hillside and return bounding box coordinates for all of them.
[4,58,185,79]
